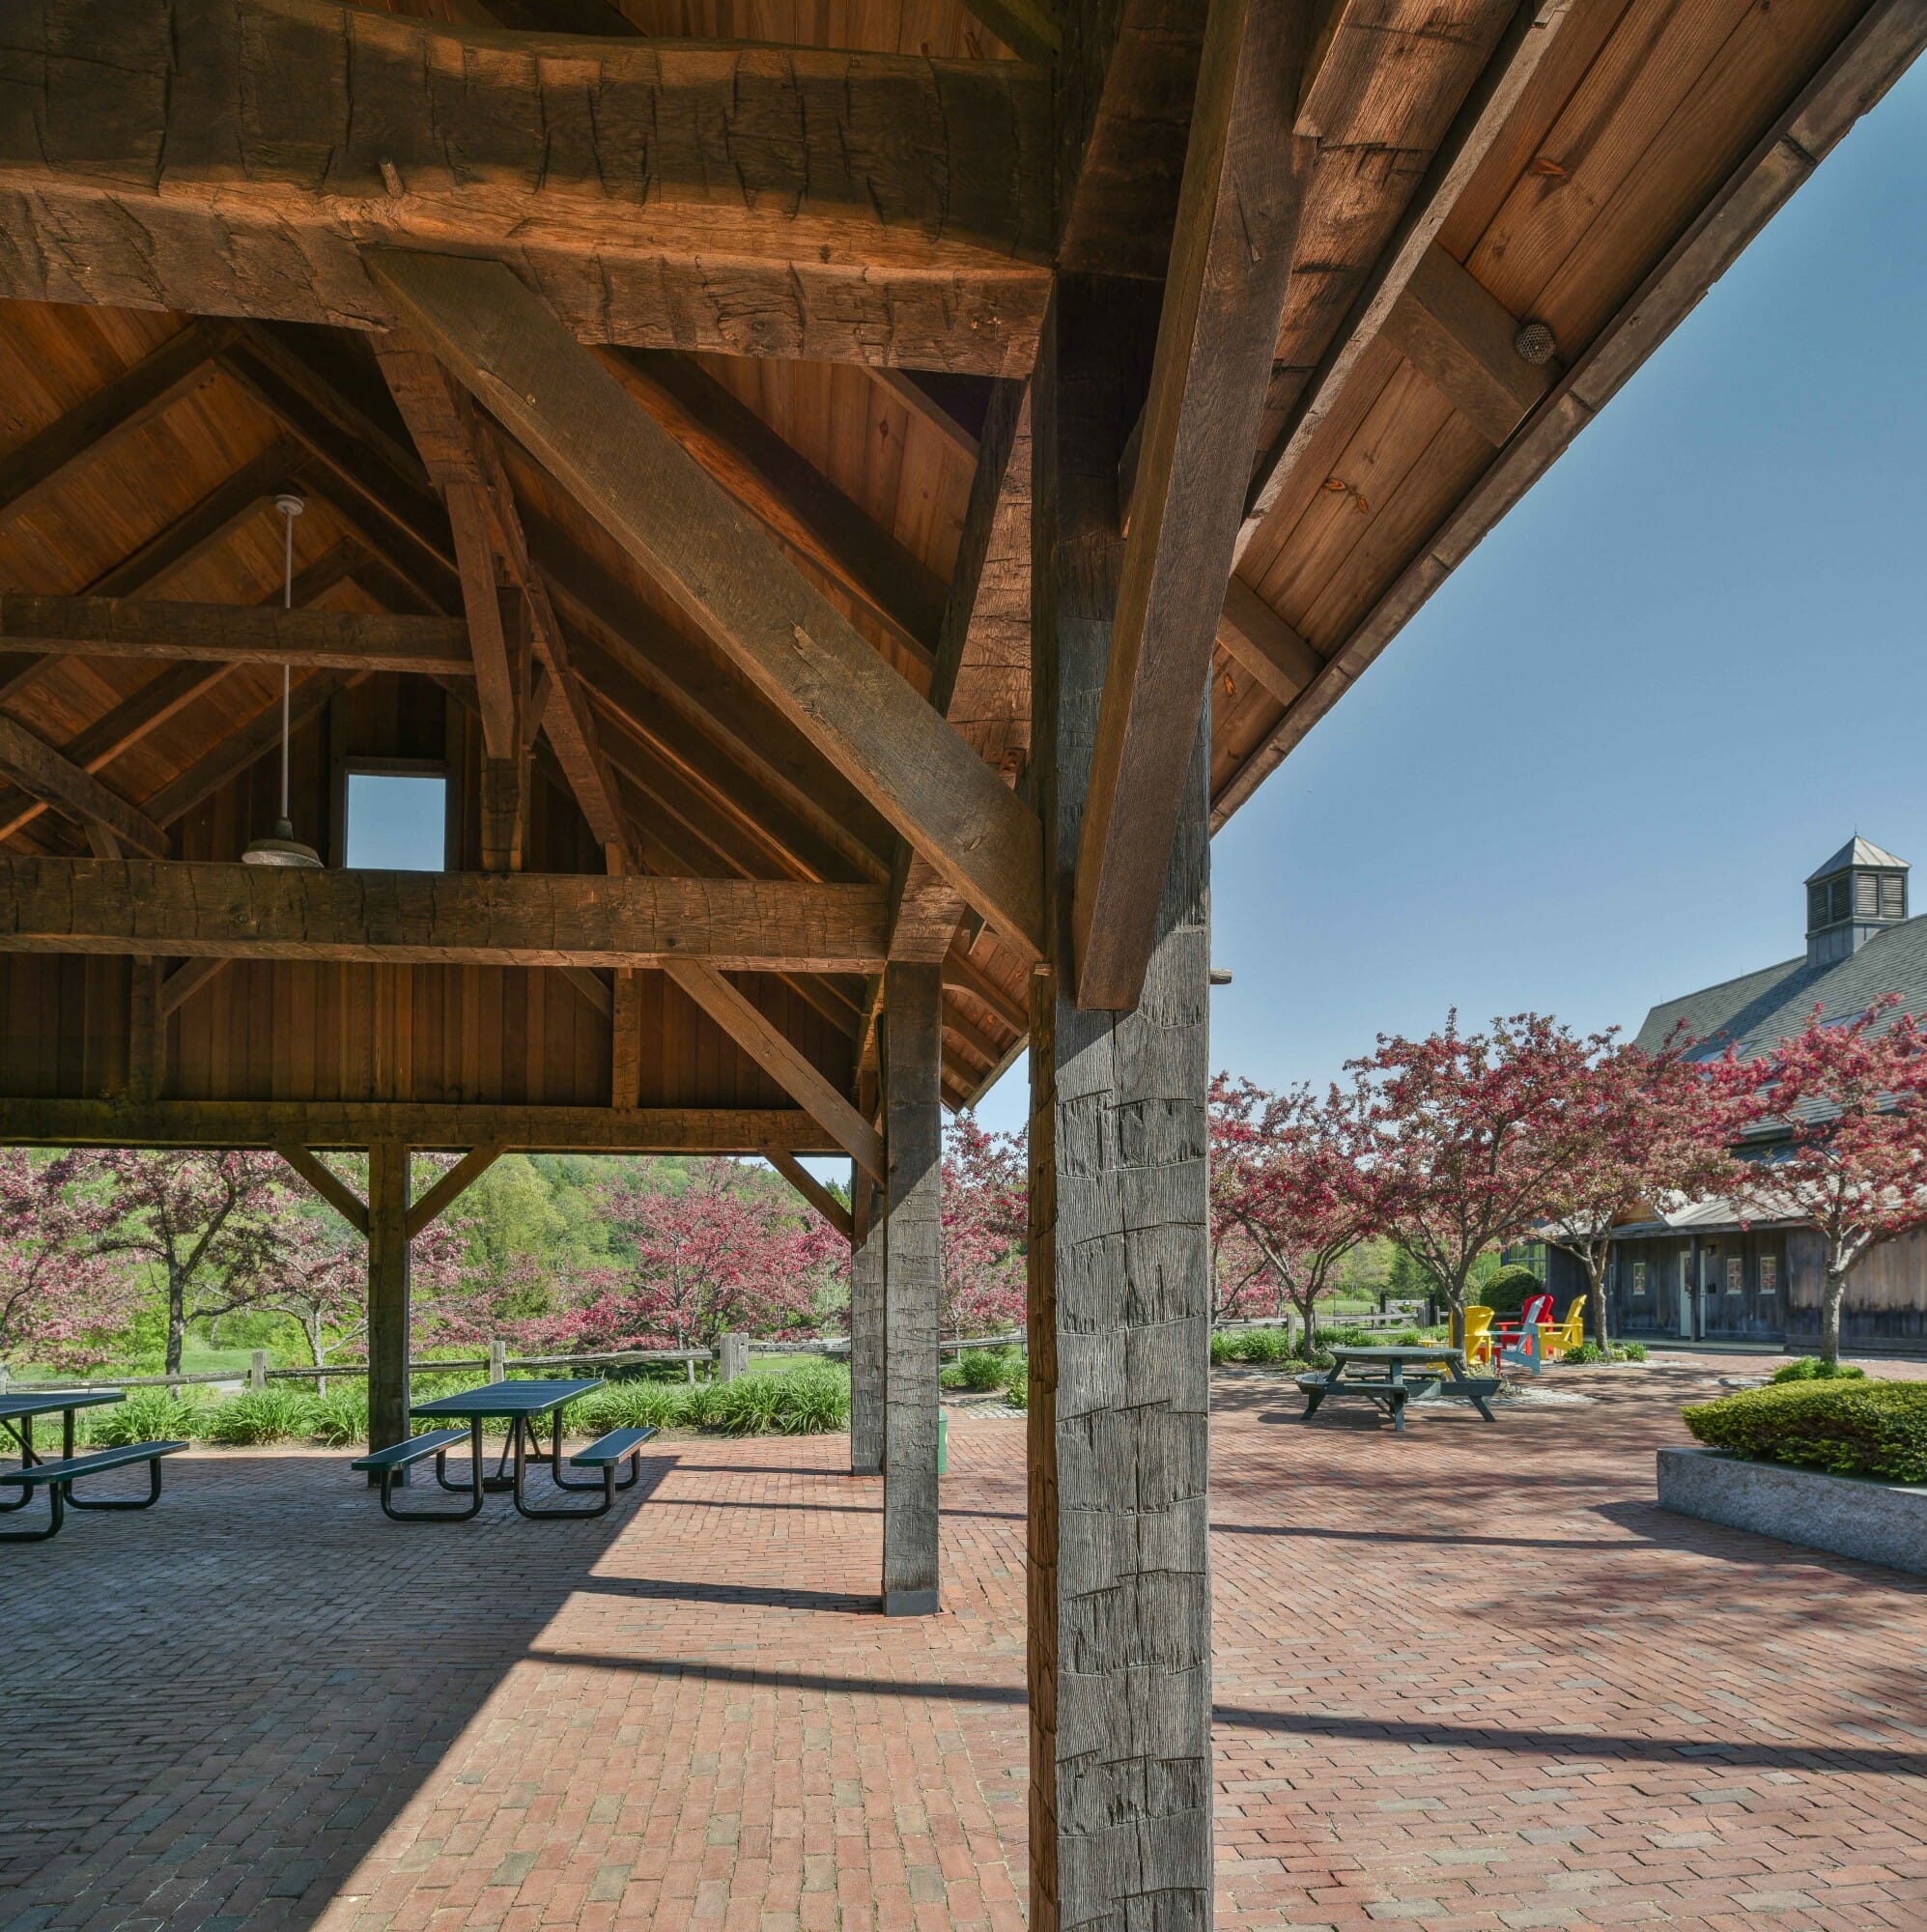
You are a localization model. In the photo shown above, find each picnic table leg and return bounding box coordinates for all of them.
[510,1411,614,1520]
[378,1418,486,1523]
[63,1454,169,1512]
[547,1400,611,1492]
[1442,1356,1499,1423]
[1389,1362,1407,1433]
[0,1418,33,1511]
[0,1477,62,1542]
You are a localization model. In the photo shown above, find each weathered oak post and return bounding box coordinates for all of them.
[849,1154,886,1477]
[1027,280,1215,1928]
[881,962,943,1614]
[366,1141,413,1459]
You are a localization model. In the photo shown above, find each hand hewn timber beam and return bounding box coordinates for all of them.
[1071,0,1316,1009]
[0,860,890,974]
[0,3,1051,376]
[663,958,886,1179]
[407,1146,505,1238]
[158,955,230,1020]
[0,1098,838,1155]
[768,1151,856,1241]
[605,351,947,673]
[0,322,238,531]
[0,596,472,676]
[1216,577,1322,706]
[1212,0,1927,827]
[366,249,1046,960]
[1234,0,1573,559]
[1377,244,1556,446]
[0,716,170,858]
[277,1146,371,1236]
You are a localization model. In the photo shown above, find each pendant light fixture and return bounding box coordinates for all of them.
[241,494,324,868]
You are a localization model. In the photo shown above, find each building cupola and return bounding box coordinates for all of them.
[1805,836,1909,967]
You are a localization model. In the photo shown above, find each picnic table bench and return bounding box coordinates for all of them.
[1,1390,186,1543]
[1296,1346,1501,1434]
[352,1379,656,1523]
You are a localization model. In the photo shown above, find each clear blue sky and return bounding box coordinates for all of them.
[971,58,1927,1139]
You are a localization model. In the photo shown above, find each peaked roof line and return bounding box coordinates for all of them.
[1806,835,1909,883]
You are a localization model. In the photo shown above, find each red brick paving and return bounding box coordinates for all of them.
[3,1351,1925,1931]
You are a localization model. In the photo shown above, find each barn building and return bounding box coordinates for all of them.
[1604,838,1927,1351]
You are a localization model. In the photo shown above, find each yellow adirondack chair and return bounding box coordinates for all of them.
[1462,1305,1497,1367]
[1536,1296,1587,1363]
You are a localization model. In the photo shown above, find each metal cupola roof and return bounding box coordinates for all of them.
[1805,837,1910,884]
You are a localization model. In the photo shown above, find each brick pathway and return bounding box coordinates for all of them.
[4,1352,1925,1932]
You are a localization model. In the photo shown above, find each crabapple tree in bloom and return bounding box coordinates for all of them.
[0,1151,140,1373]
[90,1150,299,1374]
[1353,1012,1600,1348]
[557,1157,843,1351]
[941,1117,1027,1335]
[1209,1075,1378,1350]
[1536,1027,1742,1349]
[1720,997,1927,1367]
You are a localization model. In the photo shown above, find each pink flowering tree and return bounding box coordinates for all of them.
[556,1158,843,1351]
[89,1151,298,1374]
[1354,1013,1601,1349]
[1719,998,1927,1367]
[0,1151,141,1374]
[941,1117,1027,1336]
[1536,1028,1741,1350]
[1209,1074,1379,1351]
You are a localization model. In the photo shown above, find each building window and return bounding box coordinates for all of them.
[1760,1256,1777,1302]
[1506,1241,1547,1281]
[344,770,448,871]
[1631,1261,1648,1299]
[1725,1257,1744,1297]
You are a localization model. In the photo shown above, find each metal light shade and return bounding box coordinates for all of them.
[241,817,323,867]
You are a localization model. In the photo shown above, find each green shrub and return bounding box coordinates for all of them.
[1214,1326,1303,1365]
[1683,1379,1927,1482]
[306,1384,370,1446]
[957,1348,1011,1392]
[1320,1325,1378,1350]
[1001,1353,1030,1410]
[1771,1356,1868,1384]
[202,1387,316,1445]
[1481,1264,1544,1316]
[1562,1342,1647,1366]
[86,1387,205,1446]
[939,1362,969,1390]
[1389,1328,1423,1348]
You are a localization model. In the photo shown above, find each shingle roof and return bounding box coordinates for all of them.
[1805,836,1909,883]
[1633,914,1927,1060]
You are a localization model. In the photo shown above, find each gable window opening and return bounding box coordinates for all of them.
[343,768,450,872]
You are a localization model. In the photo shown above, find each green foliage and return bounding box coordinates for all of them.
[200,1387,315,1445]
[939,1362,969,1390]
[306,1384,370,1446]
[1001,1352,1030,1409]
[84,1387,205,1446]
[1481,1264,1544,1317]
[1210,1327,1302,1366]
[955,1348,1012,1392]
[568,1361,849,1436]
[1562,1341,1648,1365]
[1684,1379,1927,1482]
[1386,1246,1437,1306]
[1771,1356,1869,1383]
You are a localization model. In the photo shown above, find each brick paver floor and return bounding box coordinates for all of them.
[5,1351,1926,1932]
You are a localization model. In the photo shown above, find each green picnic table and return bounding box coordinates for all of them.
[1296,1346,1501,1434]
[1,1388,188,1542]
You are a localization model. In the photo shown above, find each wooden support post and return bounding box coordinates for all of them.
[717,1334,749,1383]
[849,1156,885,1478]
[611,968,642,1109]
[880,961,943,1615]
[249,1350,269,1393]
[366,1142,413,1461]
[127,955,160,1104]
[1027,280,1214,1930]
[489,1337,507,1383]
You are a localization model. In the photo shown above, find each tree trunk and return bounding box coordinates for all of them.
[1447,1292,1465,1353]
[165,1263,186,1376]
[1590,1254,1610,1351]
[1821,1265,1848,1367]
[1299,1296,1317,1355]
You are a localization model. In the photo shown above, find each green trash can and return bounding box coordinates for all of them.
[938,1408,949,1476]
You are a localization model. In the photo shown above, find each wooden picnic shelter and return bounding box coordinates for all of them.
[0,0,1917,1917]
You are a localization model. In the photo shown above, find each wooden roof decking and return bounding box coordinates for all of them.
[0,0,1916,1154]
